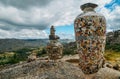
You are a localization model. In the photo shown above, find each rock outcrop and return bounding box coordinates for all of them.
[106,30,120,44]
[0,60,120,79]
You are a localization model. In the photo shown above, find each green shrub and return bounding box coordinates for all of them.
[105,43,120,52]
[37,48,47,57]
[0,48,32,65]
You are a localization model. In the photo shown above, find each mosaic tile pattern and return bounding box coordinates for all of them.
[74,14,106,74]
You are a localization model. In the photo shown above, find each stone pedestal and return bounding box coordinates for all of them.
[47,40,63,60]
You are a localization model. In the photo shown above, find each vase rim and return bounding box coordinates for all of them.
[80,3,98,11]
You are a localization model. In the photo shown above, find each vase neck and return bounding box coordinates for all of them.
[83,7,95,12]
[80,3,98,12]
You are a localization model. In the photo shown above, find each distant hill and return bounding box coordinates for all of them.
[0,39,49,52]
[0,39,74,52]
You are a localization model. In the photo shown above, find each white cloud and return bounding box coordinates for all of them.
[99,6,120,32]
[0,0,119,39]
[109,6,120,30]
[0,29,48,39]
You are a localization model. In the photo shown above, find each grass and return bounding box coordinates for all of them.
[104,50,120,65]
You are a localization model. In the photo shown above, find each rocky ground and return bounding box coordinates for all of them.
[0,58,120,79]
[0,60,85,79]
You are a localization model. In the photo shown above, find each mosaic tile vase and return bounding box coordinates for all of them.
[74,3,106,74]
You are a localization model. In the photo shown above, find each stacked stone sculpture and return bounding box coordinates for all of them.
[46,26,63,61]
[74,3,106,74]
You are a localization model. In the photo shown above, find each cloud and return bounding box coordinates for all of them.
[0,0,112,31]
[0,29,48,39]
[107,6,120,31]
[0,5,52,31]
[0,0,119,39]
[0,0,53,10]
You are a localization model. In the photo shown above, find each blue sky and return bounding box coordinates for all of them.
[0,0,120,39]
[105,0,120,11]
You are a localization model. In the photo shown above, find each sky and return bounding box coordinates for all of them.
[0,0,120,39]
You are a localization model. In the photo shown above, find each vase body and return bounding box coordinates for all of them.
[74,3,106,74]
